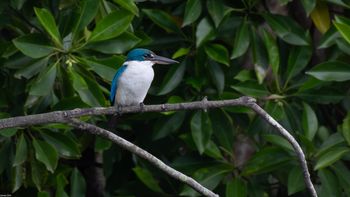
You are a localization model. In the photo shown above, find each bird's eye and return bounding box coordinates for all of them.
[144,53,154,58]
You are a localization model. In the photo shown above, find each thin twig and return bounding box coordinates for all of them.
[0,96,317,197]
[67,118,219,197]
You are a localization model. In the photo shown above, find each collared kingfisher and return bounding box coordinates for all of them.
[110,48,178,107]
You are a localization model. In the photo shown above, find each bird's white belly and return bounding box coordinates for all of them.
[115,61,154,106]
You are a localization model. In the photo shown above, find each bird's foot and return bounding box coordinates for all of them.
[139,102,145,112]
[114,104,123,116]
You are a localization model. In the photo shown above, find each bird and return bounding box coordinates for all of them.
[110,48,179,109]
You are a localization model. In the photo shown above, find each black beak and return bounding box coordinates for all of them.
[151,55,179,65]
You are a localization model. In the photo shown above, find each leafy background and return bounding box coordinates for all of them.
[0,0,350,196]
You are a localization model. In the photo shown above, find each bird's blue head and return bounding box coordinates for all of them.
[126,48,179,64]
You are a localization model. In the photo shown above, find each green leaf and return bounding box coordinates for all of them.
[226,179,247,197]
[41,131,81,158]
[287,166,305,195]
[207,0,229,27]
[180,165,231,196]
[56,173,69,197]
[314,147,350,170]
[318,169,341,197]
[34,8,62,47]
[318,26,340,48]
[205,44,229,66]
[208,61,225,94]
[70,168,86,197]
[306,61,350,82]
[172,47,190,59]
[143,9,180,33]
[32,139,58,173]
[77,56,122,81]
[231,81,269,97]
[209,109,234,152]
[296,87,345,104]
[242,147,291,175]
[95,137,112,151]
[301,0,316,16]
[113,0,139,16]
[334,22,350,44]
[31,160,47,191]
[263,14,310,45]
[14,57,49,79]
[13,34,54,58]
[285,46,312,83]
[0,128,17,137]
[89,10,134,42]
[29,62,57,96]
[231,20,250,59]
[157,60,185,95]
[133,166,164,193]
[204,140,223,159]
[183,0,202,27]
[72,0,99,36]
[342,113,350,146]
[310,1,330,34]
[302,103,318,141]
[12,165,23,193]
[263,134,293,152]
[196,17,215,47]
[262,29,279,77]
[331,162,350,196]
[70,68,101,106]
[13,134,27,166]
[152,111,186,140]
[86,32,141,54]
[191,111,213,154]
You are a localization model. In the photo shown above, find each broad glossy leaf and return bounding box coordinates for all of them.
[296,87,344,104]
[325,0,350,8]
[342,113,350,146]
[262,29,279,77]
[287,166,305,195]
[31,160,47,191]
[242,147,291,175]
[34,8,62,47]
[143,9,180,33]
[152,111,186,140]
[331,162,350,196]
[234,70,254,82]
[0,128,17,137]
[113,0,139,16]
[191,111,213,154]
[208,61,225,94]
[204,141,223,159]
[314,147,350,170]
[263,14,310,45]
[12,165,23,192]
[205,44,229,66]
[172,47,190,59]
[286,46,312,83]
[318,169,341,197]
[263,134,293,152]
[180,165,231,196]
[29,63,57,96]
[72,0,99,36]
[231,81,269,97]
[209,109,234,151]
[89,10,134,42]
[334,22,350,44]
[226,179,247,197]
[316,132,345,156]
[183,0,202,27]
[13,34,54,58]
[306,61,350,81]
[301,0,316,16]
[196,18,215,47]
[38,191,50,197]
[86,32,141,54]
[14,57,49,79]
[207,0,229,27]
[13,134,27,166]
[41,131,80,158]
[310,1,330,34]
[157,60,185,95]
[133,166,163,193]
[318,26,340,48]
[33,139,58,173]
[95,137,112,151]
[70,168,86,197]
[77,56,122,81]
[56,173,69,197]
[231,20,250,59]
[251,28,268,84]
[336,39,350,55]
[302,103,318,141]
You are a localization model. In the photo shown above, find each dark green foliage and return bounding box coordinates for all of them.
[0,0,350,196]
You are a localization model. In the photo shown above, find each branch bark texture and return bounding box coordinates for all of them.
[0,96,317,197]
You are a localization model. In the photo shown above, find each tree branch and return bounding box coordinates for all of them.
[0,96,317,197]
[67,118,218,197]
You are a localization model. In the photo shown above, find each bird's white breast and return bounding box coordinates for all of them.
[115,61,154,106]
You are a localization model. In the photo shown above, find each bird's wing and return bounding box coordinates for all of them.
[110,64,127,105]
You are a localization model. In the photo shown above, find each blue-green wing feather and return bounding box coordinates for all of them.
[110,65,127,105]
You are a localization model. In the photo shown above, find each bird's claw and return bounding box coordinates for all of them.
[114,104,122,116]
[139,102,145,112]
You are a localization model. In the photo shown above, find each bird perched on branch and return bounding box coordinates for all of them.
[110,48,178,109]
